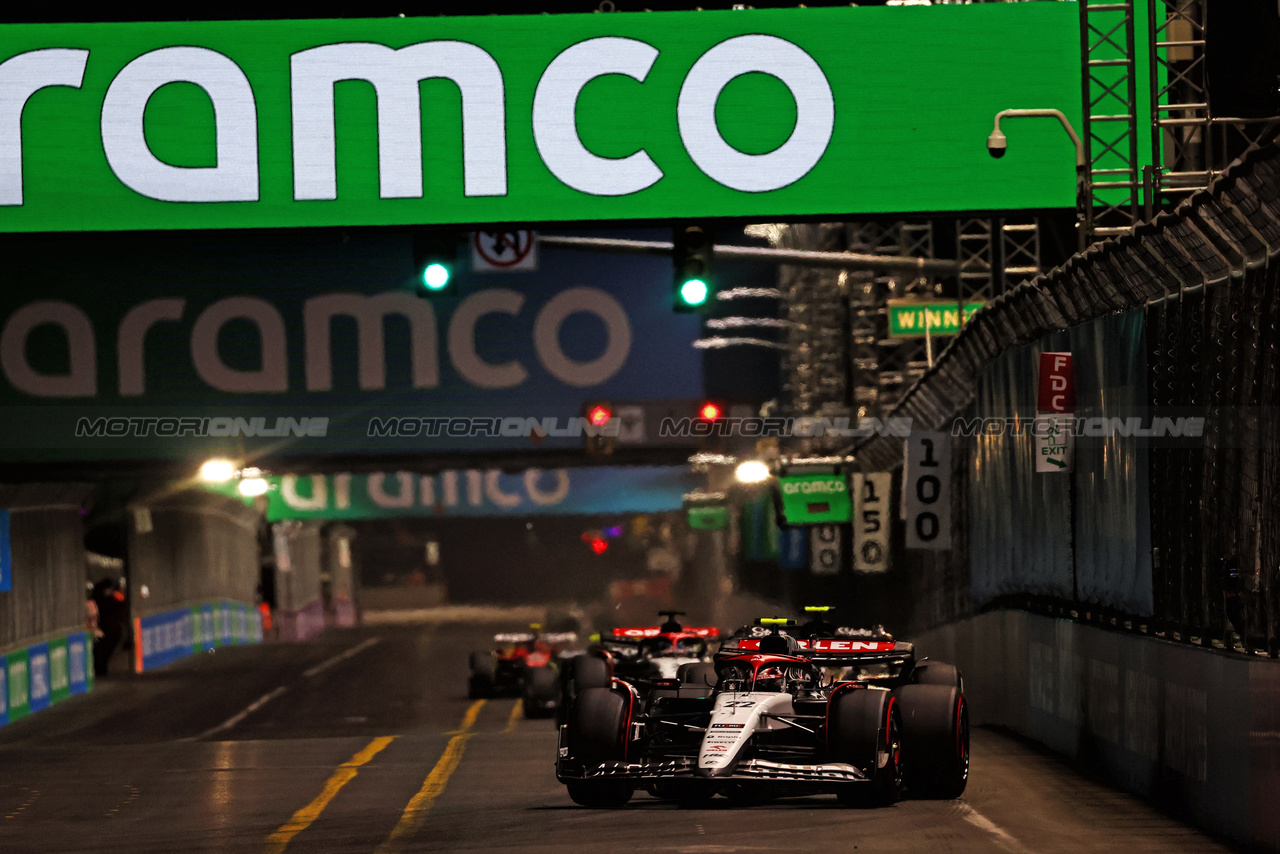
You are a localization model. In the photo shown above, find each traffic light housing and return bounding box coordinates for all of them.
[413,231,458,296]
[583,401,615,455]
[673,225,713,311]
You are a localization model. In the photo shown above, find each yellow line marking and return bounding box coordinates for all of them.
[264,736,396,854]
[377,700,486,853]
[503,700,522,733]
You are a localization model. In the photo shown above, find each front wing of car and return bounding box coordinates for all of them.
[555,728,870,785]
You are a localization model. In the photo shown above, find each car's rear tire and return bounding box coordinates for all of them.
[522,666,560,718]
[559,654,613,725]
[911,662,963,693]
[565,687,635,808]
[828,687,902,807]
[574,654,613,691]
[468,651,493,698]
[895,684,968,799]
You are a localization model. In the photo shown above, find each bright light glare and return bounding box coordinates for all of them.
[200,459,236,482]
[680,278,709,306]
[238,477,269,497]
[735,460,771,484]
[423,263,451,290]
[588,405,612,427]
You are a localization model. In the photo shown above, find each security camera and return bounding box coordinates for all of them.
[987,130,1007,159]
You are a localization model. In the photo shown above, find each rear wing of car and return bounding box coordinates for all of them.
[610,626,720,639]
[720,636,914,666]
[494,632,536,644]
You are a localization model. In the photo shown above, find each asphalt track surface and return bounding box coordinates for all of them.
[0,621,1242,854]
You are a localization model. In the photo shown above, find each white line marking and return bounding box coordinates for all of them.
[302,637,380,679]
[958,803,1035,854]
[188,685,288,742]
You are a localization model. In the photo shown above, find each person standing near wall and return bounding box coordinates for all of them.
[92,578,126,675]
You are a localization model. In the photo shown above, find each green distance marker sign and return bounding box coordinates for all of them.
[777,473,851,525]
[887,300,984,338]
[0,4,1081,233]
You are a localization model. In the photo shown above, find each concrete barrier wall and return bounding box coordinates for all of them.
[913,610,1280,852]
[127,490,260,617]
[0,484,93,651]
[271,521,325,641]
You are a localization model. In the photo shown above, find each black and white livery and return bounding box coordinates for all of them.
[555,617,967,807]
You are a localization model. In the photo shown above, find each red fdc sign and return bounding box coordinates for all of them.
[1037,352,1075,413]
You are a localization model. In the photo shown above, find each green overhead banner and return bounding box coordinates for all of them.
[777,473,851,525]
[887,300,985,338]
[0,4,1081,233]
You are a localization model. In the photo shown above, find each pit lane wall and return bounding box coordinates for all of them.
[131,601,263,673]
[913,610,1280,852]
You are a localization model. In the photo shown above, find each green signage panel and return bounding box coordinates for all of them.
[887,300,984,338]
[687,504,730,531]
[0,4,1080,233]
[48,638,71,705]
[5,649,29,722]
[777,473,851,525]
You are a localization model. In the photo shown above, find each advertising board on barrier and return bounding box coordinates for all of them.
[0,5,1079,234]
[0,631,92,728]
[27,642,50,713]
[135,601,262,673]
[0,509,11,592]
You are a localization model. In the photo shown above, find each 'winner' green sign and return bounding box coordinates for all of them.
[887,301,984,338]
[777,473,851,525]
[0,4,1079,233]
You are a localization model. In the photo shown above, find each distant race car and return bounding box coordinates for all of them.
[469,625,578,718]
[556,612,720,725]
[556,616,967,808]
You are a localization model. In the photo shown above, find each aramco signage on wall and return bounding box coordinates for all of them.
[0,4,1080,233]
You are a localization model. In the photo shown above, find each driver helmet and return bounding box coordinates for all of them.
[755,665,786,692]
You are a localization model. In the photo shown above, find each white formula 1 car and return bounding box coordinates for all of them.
[555,617,967,807]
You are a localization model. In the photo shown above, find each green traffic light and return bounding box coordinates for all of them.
[679,278,709,307]
[422,263,451,291]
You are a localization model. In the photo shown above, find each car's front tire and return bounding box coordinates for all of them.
[828,687,902,807]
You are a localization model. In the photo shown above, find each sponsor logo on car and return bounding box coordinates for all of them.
[711,723,745,729]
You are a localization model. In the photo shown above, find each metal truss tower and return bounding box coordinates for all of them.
[1147,0,1278,209]
[1080,0,1145,242]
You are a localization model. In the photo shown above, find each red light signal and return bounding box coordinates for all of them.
[590,537,609,555]
[698,401,723,421]
[588,405,612,427]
